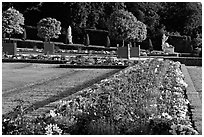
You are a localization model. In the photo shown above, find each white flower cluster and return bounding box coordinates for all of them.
[45,124,63,135]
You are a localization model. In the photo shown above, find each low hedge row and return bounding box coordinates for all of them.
[59,64,128,69]
[2,59,198,135]
[2,59,67,64]
[164,57,202,66]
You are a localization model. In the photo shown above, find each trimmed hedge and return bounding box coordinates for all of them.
[167,35,193,53]
[2,59,67,64]
[164,57,202,66]
[85,29,109,46]
[59,64,128,69]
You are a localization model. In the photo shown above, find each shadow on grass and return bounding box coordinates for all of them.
[4,69,122,117]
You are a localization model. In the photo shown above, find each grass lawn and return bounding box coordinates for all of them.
[187,66,202,101]
[2,63,119,114]
[2,63,77,92]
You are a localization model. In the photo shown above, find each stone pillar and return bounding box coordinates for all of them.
[3,43,17,55]
[44,42,55,54]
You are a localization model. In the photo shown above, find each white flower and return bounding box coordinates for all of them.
[52,124,63,135]
[45,124,63,135]
[176,77,188,88]
[49,110,57,117]
[45,124,53,135]
[162,112,172,120]
[177,111,186,119]
[149,104,157,107]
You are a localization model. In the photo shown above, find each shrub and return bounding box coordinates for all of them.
[108,10,147,45]
[2,7,25,39]
[37,17,61,42]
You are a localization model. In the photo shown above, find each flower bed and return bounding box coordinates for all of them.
[2,54,135,67]
[2,59,198,135]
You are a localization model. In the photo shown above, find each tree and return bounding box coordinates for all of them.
[126,2,162,37]
[37,17,61,42]
[108,10,147,46]
[159,2,202,36]
[183,2,202,35]
[2,7,25,39]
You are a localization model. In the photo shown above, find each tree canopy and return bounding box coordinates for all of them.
[2,7,24,36]
[2,2,202,42]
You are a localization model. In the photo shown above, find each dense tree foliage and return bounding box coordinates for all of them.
[37,17,61,42]
[2,7,25,38]
[2,2,202,44]
[159,2,202,36]
[126,2,162,37]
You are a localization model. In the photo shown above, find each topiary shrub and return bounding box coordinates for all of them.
[108,9,147,46]
[37,17,61,42]
[2,7,25,40]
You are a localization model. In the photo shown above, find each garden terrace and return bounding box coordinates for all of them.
[2,59,199,135]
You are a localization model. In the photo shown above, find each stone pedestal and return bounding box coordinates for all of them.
[117,45,140,59]
[117,45,130,59]
[3,43,17,55]
[68,35,73,44]
[43,42,55,54]
[130,45,140,57]
[164,47,174,54]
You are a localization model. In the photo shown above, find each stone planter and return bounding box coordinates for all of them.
[117,45,140,59]
[164,47,174,54]
[117,46,130,59]
[130,46,140,57]
[2,42,17,55]
[43,42,55,54]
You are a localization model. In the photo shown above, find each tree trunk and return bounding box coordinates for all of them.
[122,39,124,47]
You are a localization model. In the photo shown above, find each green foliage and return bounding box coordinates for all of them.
[159,2,202,35]
[37,17,61,41]
[133,21,147,42]
[2,2,202,43]
[2,7,24,36]
[126,2,162,37]
[108,10,147,43]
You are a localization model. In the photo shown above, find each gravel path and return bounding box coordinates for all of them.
[2,63,120,115]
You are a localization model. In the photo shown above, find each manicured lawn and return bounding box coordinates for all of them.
[187,66,202,101]
[2,63,119,114]
[2,63,77,92]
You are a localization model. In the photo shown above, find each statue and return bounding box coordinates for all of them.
[67,26,73,44]
[161,34,174,54]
